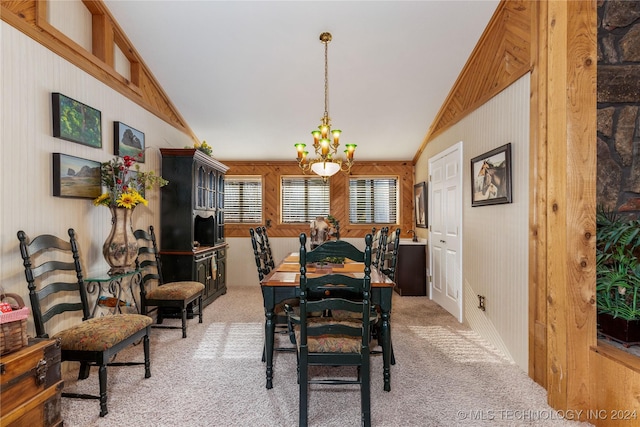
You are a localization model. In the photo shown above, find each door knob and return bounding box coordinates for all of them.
[440,239,446,243]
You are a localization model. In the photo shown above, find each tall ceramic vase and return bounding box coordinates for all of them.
[103,206,138,275]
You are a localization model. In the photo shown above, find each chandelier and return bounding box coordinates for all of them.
[295,32,356,181]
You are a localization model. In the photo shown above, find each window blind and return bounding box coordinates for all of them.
[281,177,330,223]
[349,177,398,224]
[224,176,262,223]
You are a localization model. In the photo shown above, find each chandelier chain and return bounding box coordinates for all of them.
[324,38,329,119]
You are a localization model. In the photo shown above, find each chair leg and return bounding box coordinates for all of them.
[362,358,371,427]
[299,352,308,427]
[78,362,90,380]
[181,307,188,338]
[98,364,108,417]
[144,332,151,378]
[390,339,396,365]
[198,295,203,323]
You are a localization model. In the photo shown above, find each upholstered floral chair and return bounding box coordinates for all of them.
[17,228,152,417]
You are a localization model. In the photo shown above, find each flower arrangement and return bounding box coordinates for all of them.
[185,140,212,156]
[93,154,168,209]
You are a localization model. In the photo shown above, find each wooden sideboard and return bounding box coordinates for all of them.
[393,241,427,296]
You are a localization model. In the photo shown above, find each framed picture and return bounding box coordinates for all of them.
[414,182,428,228]
[471,143,512,207]
[51,93,102,148]
[114,121,145,162]
[52,153,102,199]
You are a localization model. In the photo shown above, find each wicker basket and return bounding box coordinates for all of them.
[0,293,30,355]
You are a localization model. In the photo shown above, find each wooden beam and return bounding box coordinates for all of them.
[1,0,198,143]
[542,0,597,414]
[529,0,548,388]
[92,12,114,67]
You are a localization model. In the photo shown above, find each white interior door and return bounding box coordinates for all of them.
[429,142,463,322]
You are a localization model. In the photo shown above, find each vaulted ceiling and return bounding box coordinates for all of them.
[102,1,499,162]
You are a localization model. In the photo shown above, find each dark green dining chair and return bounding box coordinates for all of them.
[134,226,204,338]
[286,233,374,427]
[17,228,152,417]
[250,227,296,361]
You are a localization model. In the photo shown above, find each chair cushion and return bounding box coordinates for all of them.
[294,319,367,353]
[147,281,204,300]
[53,314,152,352]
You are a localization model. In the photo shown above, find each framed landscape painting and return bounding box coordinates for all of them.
[52,153,102,199]
[471,143,512,207]
[114,121,145,162]
[52,93,102,148]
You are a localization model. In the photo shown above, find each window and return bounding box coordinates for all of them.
[281,177,330,223]
[224,176,262,223]
[349,177,398,224]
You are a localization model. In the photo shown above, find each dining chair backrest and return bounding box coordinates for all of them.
[18,228,90,335]
[382,228,402,281]
[373,226,389,269]
[259,226,275,270]
[299,233,373,313]
[250,228,270,281]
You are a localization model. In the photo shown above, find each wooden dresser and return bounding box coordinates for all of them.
[0,339,63,427]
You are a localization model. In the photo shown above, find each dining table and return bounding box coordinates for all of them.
[260,252,395,391]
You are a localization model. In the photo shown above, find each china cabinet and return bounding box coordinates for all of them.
[159,149,229,308]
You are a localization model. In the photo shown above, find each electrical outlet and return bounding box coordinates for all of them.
[477,295,486,311]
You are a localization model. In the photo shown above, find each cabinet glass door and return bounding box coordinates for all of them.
[196,166,206,208]
[208,171,216,209]
[217,175,225,209]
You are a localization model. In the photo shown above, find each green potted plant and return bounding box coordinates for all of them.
[596,207,640,344]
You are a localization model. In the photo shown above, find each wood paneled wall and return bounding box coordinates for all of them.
[414,0,532,163]
[222,161,414,239]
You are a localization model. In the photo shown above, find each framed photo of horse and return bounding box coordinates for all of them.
[471,143,512,207]
[114,121,145,162]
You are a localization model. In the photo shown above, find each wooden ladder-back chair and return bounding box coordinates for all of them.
[17,229,152,417]
[381,228,401,281]
[134,226,204,338]
[372,227,389,270]
[250,228,271,281]
[258,226,275,270]
[251,228,296,361]
[287,233,374,427]
[371,227,401,366]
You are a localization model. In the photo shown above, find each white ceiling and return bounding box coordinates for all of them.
[103,1,500,162]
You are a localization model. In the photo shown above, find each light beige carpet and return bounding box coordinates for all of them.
[60,286,592,426]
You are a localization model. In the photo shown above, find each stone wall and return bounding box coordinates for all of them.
[597,0,640,216]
